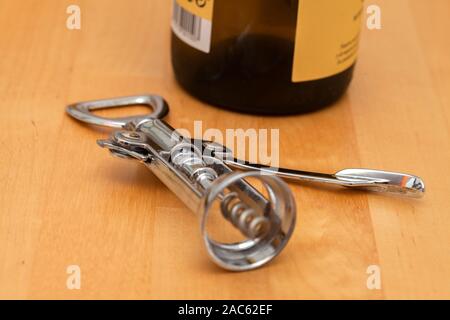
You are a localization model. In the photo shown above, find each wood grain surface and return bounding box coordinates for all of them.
[0,0,449,299]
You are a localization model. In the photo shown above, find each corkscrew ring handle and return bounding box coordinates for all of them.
[200,171,296,272]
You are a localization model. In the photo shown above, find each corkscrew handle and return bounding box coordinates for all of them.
[225,161,425,198]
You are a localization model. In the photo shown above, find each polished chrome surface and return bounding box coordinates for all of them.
[200,171,296,272]
[67,95,296,271]
[66,94,169,128]
[66,94,425,271]
[225,161,425,198]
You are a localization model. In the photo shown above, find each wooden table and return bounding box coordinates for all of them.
[1,0,449,299]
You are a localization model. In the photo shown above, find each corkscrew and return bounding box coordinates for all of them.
[66,95,425,271]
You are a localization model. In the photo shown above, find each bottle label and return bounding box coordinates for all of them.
[171,0,214,53]
[292,0,363,82]
[171,0,362,81]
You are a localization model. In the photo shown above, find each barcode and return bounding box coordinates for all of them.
[171,0,212,53]
[172,1,202,42]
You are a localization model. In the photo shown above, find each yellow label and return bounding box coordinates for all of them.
[176,0,214,21]
[292,0,363,82]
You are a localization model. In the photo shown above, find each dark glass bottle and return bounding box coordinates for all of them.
[171,0,363,115]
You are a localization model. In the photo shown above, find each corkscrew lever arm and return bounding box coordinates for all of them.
[224,161,426,198]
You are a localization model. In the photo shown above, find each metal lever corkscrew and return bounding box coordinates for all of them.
[66,94,425,271]
[67,95,296,271]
